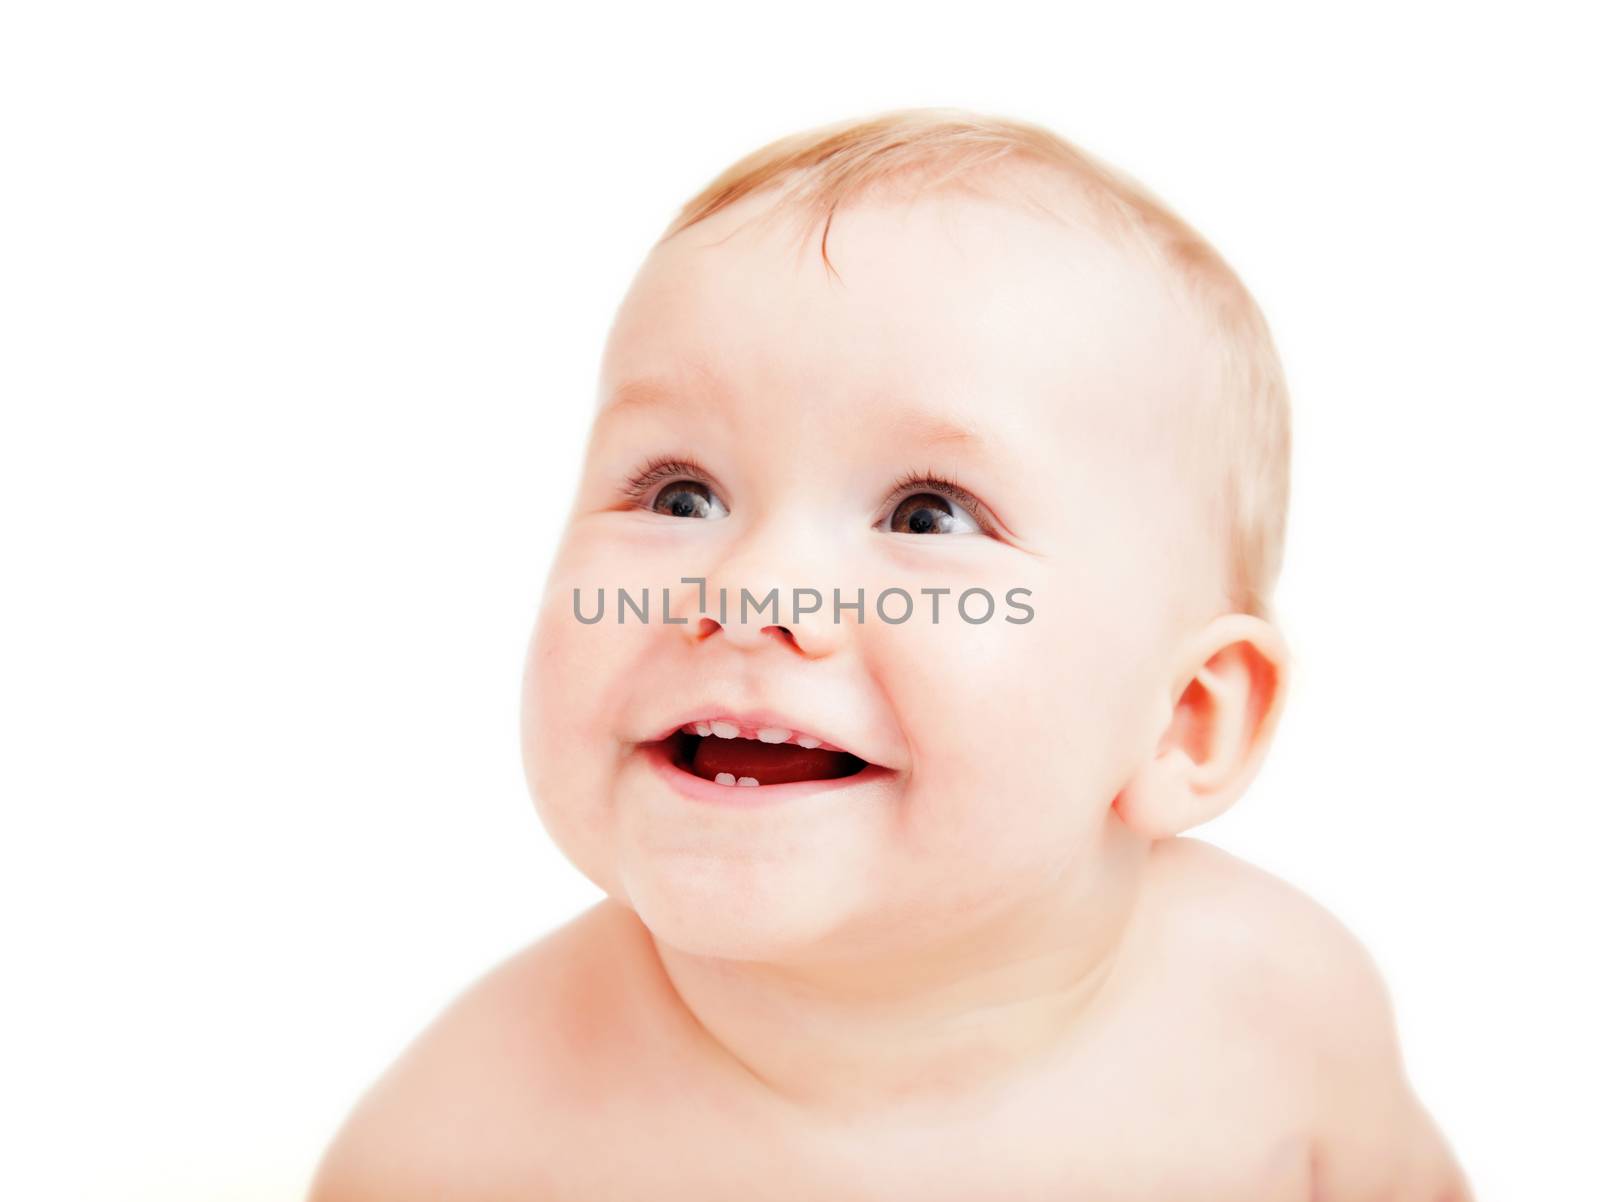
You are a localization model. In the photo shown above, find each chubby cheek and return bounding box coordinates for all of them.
[874,575,1153,900]
[521,540,654,895]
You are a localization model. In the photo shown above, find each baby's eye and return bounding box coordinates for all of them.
[621,456,730,520]
[875,473,991,535]
[651,479,728,520]
[884,493,980,534]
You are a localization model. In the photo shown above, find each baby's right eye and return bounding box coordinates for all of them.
[623,456,729,520]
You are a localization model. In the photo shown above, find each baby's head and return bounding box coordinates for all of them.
[523,109,1291,966]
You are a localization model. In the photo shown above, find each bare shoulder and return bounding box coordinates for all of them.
[1143,838,1474,1200]
[307,897,672,1202]
[1141,837,1394,1015]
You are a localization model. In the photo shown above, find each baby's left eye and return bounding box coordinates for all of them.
[881,492,981,534]
[651,479,727,520]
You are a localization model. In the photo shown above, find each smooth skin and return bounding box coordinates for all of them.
[310,179,1472,1201]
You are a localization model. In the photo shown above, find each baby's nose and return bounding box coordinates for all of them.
[677,580,847,659]
[678,515,855,658]
[689,612,800,653]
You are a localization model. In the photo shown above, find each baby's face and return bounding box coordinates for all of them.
[524,185,1221,961]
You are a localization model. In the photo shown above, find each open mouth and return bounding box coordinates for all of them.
[655,720,869,788]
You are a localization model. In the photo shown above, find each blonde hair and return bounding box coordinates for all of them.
[658,107,1291,626]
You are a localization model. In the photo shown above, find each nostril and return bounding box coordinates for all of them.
[690,617,803,651]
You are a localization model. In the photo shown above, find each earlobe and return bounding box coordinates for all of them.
[1111,750,1194,839]
[1112,613,1291,839]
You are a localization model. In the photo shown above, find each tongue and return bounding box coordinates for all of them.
[691,737,864,784]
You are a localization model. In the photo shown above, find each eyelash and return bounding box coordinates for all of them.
[620,454,714,503]
[619,456,998,535]
[880,469,997,535]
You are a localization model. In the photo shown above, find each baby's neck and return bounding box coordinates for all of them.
[641,820,1152,1127]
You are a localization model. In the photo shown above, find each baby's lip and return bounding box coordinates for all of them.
[639,707,886,768]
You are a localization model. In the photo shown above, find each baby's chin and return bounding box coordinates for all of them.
[599,780,896,962]
[619,856,1061,976]
[622,874,869,964]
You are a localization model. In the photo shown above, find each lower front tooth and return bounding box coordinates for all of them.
[714,772,736,785]
[736,777,760,787]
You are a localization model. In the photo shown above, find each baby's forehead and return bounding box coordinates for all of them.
[637,178,1160,309]
[599,186,1212,458]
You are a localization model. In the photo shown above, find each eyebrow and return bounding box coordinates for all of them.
[596,376,702,422]
[597,349,732,421]
[609,376,969,427]
[598,376,1008,468]
[882,411,987,450]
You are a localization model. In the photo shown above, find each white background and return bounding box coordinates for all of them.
[3,3,1594,1198]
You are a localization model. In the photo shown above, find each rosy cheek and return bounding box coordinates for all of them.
[528,560,665,760]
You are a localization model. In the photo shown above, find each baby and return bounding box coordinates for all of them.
[309,109,1472,1200]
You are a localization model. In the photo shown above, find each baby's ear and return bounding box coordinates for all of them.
[1112,613,1291,839]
